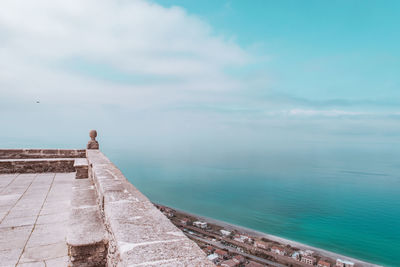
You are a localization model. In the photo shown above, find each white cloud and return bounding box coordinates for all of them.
[1,0,398,148]
[0,0,250,108]
[288,109,367,117]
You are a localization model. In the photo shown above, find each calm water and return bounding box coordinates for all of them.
[106,144,400,267]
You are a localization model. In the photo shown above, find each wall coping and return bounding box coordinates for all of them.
[0,149,86,159]
[86,150,214,266]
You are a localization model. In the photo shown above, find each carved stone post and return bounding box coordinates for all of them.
[87,130,99,149]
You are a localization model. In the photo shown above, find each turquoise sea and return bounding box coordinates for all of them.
[107,144,400,267]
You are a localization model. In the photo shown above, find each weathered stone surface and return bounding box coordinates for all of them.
[0,173,18,191]
[86,150,214,267]
[0,158,76,174]
[74,158,89,179]
[0,248,24,266]
[18,262,46,267]
[0,215,37,228]
[0,149,85,159]
[1,148,214,266]
[67,178,108,267]
[0,225,33,250]
[118,239,215,266]
[26,222,67,247]
[19,242,68,263]
[6,208,42,218]
[36,211,69,225]
[40,201,70,215]
[44,256,69,267]
[0,193,20,207]
[0,172,73,266]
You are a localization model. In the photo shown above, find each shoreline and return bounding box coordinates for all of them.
[166,205,381,267]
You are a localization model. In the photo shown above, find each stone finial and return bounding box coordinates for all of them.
[87,130,99,149]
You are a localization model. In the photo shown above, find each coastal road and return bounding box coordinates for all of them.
[188,234,287,267]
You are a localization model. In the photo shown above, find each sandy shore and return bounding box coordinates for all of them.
[170,206,381,267]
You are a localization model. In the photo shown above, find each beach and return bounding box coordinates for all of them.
[167,205,381,267]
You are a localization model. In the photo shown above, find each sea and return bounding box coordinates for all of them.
[107,143,400,267]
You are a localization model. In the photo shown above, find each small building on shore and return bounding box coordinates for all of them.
[233,234,252,243]
[336,259,355,267]
[301,255,317,265]
[221,259,239,267]
[233,255,245,264]
[215,249,229,259]
[180,218,190,225]
[193,221,207,229]
[246,261,264,267]
[207,253,219,263]
[271,246,286,256]
[205,245,214,254]
[318,260,331,267]
[291,251,300,261]
[254,240,268,250]
[220,229,231,236]
[299,249,315,256]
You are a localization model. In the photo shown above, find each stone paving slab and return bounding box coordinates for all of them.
[0,248,24,266]
[0,172,74,267]
[19,242,68,263]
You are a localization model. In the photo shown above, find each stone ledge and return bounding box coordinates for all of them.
[86,150,214,266]
[74,158,89,179]
[74,158,89,167]
[0,158,76,174]
[67,178,108,267]
[0,149,86,159]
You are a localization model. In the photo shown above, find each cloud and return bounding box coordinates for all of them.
[288,109,366,117]
[0,0,250,108]
[1,0,399,149]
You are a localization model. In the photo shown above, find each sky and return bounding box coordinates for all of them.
[0,0,399,153]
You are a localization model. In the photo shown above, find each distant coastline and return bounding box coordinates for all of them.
[201,215,379,267]
[160,204,381,267]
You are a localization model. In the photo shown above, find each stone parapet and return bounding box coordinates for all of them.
[0,149,86,159]
[0,158,75,173]
[86,150,214,267]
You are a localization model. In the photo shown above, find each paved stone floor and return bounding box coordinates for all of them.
[0,173,74,267]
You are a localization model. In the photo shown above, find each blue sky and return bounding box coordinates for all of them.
[0,0,399,150]
[155,0,400,106]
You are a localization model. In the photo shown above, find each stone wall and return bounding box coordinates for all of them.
[0,149,85,174]
[0,158,75,174]
[86,150,214,266]
[0,149,86,159]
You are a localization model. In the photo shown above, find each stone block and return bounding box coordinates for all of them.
[44,256,69,267]
[0,215,37,228]
[119,238,213,266]
[0,225,32,250]
[26,222,67,247]
[36,212,69,225]
[74,158,89,179]
[67,178,107,267]
[0,248,24,266]
[19,242,68,263]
